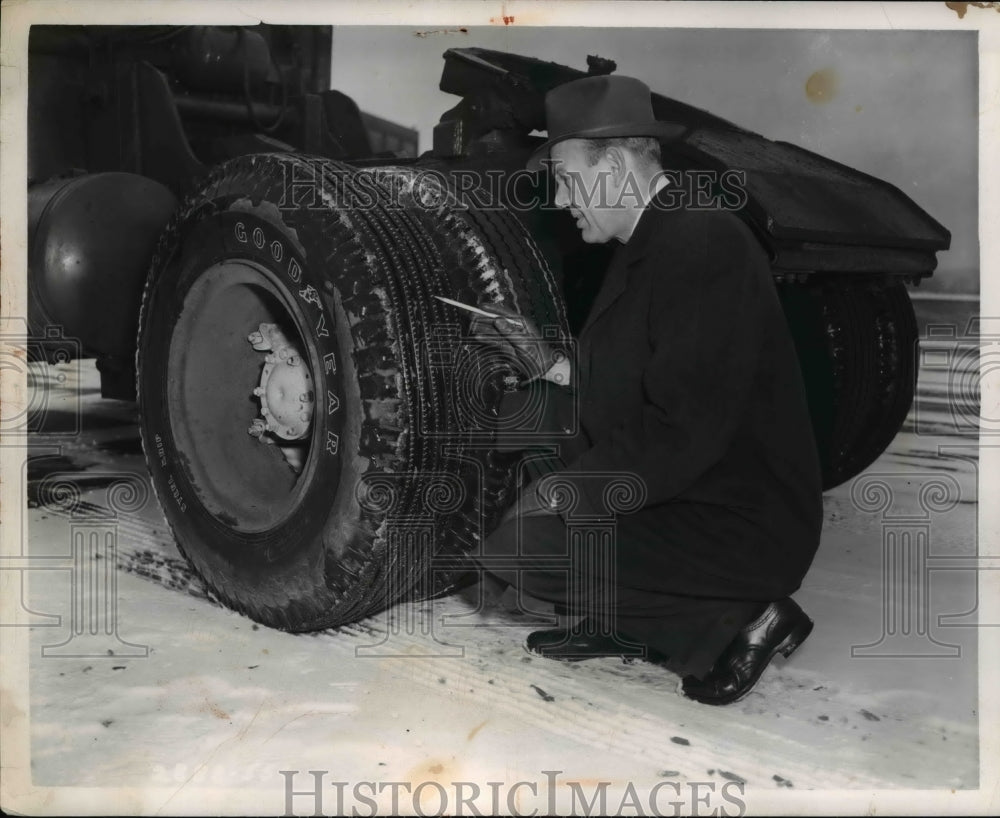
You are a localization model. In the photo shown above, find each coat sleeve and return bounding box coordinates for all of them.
[553,213,767,514]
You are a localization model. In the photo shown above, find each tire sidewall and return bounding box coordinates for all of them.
[139,203,347,601]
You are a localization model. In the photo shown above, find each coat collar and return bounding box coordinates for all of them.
[578,183,673,336]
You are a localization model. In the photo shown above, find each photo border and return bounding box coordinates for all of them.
[2,1,997,815]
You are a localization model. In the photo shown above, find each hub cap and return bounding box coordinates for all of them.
[247,323,315,441]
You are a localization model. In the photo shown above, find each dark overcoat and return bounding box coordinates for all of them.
[515,188,825,604]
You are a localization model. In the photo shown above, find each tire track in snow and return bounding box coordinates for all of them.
[97,504,886,788]
[50,477,970,790]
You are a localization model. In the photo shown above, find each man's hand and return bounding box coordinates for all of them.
[469,302,571,385]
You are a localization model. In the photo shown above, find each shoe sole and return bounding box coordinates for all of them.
[528,646,630,662]
[535,653,610,662]
[687,617,815,706]
[778,618,814,659]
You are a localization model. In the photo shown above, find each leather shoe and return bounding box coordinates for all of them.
[526,619,644,661]
[681,598,813,706]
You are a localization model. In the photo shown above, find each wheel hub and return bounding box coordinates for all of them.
[247,323,315,441]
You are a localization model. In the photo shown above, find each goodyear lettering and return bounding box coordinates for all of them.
[316,313,329,338]
[327,391,340,414]
[324,353,337,374]
[230,219,309,291]
[326,432,340,455]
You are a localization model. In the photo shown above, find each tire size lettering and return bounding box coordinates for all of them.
[154,432,167,467]
[166,473,187,513]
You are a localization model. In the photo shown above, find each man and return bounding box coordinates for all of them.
[471,75,824,705]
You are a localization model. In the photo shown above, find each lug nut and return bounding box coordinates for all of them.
[287,355,298,366]
[253,386,265,397]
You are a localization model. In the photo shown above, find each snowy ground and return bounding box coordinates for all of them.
[6,301,995,814]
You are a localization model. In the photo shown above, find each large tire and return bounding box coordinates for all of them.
[137,153,565,629]
[369,166,569,591]
[777,278,918,490]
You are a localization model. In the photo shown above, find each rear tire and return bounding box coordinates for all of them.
[777,278,918,489]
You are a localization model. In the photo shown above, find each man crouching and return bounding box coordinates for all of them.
[470,75,824,705]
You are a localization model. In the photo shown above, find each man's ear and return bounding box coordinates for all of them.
[604,146,628,185]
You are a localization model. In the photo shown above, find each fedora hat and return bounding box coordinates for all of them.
[527,75,686,171]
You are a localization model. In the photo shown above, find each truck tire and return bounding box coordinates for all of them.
[368,165,569,591]
[778,279,918,489]
[137,153,565,629]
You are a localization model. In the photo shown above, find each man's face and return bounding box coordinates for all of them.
[549,140,624,244]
